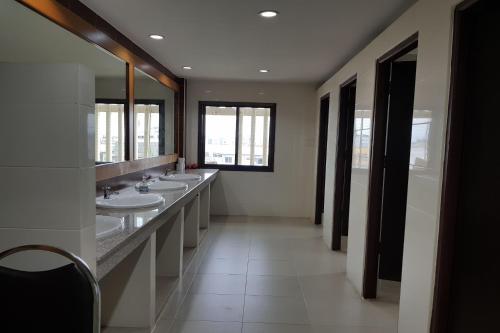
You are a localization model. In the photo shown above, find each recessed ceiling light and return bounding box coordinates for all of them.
[182,66,192,70]
[149,34,164,40]
[259,69,270,73]
[259,10,279,18]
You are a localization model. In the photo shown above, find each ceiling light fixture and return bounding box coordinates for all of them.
[259,69,270,73]
[149,34,164,40]
[259,10,279,18]
[182,66,192,70]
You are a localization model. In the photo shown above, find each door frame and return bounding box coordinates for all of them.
[362,32,419,299]
[314,93,331,225]
[430,1,479,331]
[332,75,357,250]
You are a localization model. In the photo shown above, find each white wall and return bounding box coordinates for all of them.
[186,80,317,219]
[317,0,462,331]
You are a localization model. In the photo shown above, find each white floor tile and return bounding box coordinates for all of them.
[167,320,242,333]
[189,274,246,295]
[243,323,312,333]
[247,259,296,276]
[249,245,291,260]
[311,325,397,333]
[101,327,149,333]
[246,275,302,297]
[243,295,309,324]
[198,258,248,274]
[154,216,398,332]
[176,294,244,322]
[205,244,250,260]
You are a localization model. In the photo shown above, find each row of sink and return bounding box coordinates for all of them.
[96,173,202,239]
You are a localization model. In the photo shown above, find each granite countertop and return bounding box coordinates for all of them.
[95,169,218,279]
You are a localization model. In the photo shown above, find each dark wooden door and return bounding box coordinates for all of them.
[315,96,330,225]
[447,1,500,331]
[378,61,416,281]
[332,80,356,250]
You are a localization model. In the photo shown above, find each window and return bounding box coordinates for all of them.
[95,100,126,163]
[410,110,432,170]
[134,100,165,160]
[352,110,371,169]
[198,101,276,171]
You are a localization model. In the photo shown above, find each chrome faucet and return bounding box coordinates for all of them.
[102,186,119,199]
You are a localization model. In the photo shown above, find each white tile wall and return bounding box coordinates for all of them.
[0,63,89,105]
[0,103,79,167]
[0,63,96,271]
[0,166,95,229]
[0,223,96,272]
[316,0,463,331]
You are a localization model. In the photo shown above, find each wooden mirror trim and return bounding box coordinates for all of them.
[17,0,180,91]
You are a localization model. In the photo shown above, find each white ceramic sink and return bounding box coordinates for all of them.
[96,215,124,239]
[160,173,201,181]
[96,193,165,209]
[136,180,188,192]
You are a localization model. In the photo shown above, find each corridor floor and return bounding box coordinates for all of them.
[155,216,398,332]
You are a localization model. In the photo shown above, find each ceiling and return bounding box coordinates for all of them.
[81,0,416,83]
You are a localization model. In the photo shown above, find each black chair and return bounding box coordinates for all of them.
[0,245,100,333]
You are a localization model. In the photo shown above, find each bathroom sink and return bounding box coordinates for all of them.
[136,180,188,192]
[160,173,202,181]
[96,193,165,209]
[96,215,124,239]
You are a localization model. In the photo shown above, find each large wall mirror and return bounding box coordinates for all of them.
[134,68,175,160]
[4,0,182,181]
[1,0,127,166]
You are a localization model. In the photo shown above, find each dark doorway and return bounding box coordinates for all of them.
[432,1,500,332]
[314,95,330,225]
[332,76,357,251]
[363,34,418,298]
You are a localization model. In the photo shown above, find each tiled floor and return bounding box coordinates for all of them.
[152,216,399,333]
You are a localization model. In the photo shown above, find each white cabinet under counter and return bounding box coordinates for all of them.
[96,169,218,331]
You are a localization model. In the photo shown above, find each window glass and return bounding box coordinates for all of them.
[200,102,275,171]
[95,102,125,163]
[204,106,237,165]
[410,115,432,169]
[352,110,371,169]
[238,107,271,166]
[135,103,161,159]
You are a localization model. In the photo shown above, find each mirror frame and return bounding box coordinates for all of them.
[17,0,185,181]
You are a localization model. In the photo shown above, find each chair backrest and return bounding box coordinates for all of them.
[0,245,100,333]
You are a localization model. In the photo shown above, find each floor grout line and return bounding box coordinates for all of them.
[241,244,251,332]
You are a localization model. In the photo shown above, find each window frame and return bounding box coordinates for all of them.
[198,101,276,172]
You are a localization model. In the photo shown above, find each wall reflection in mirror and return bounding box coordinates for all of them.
[134,68,175,160]
[0,0,126,166]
